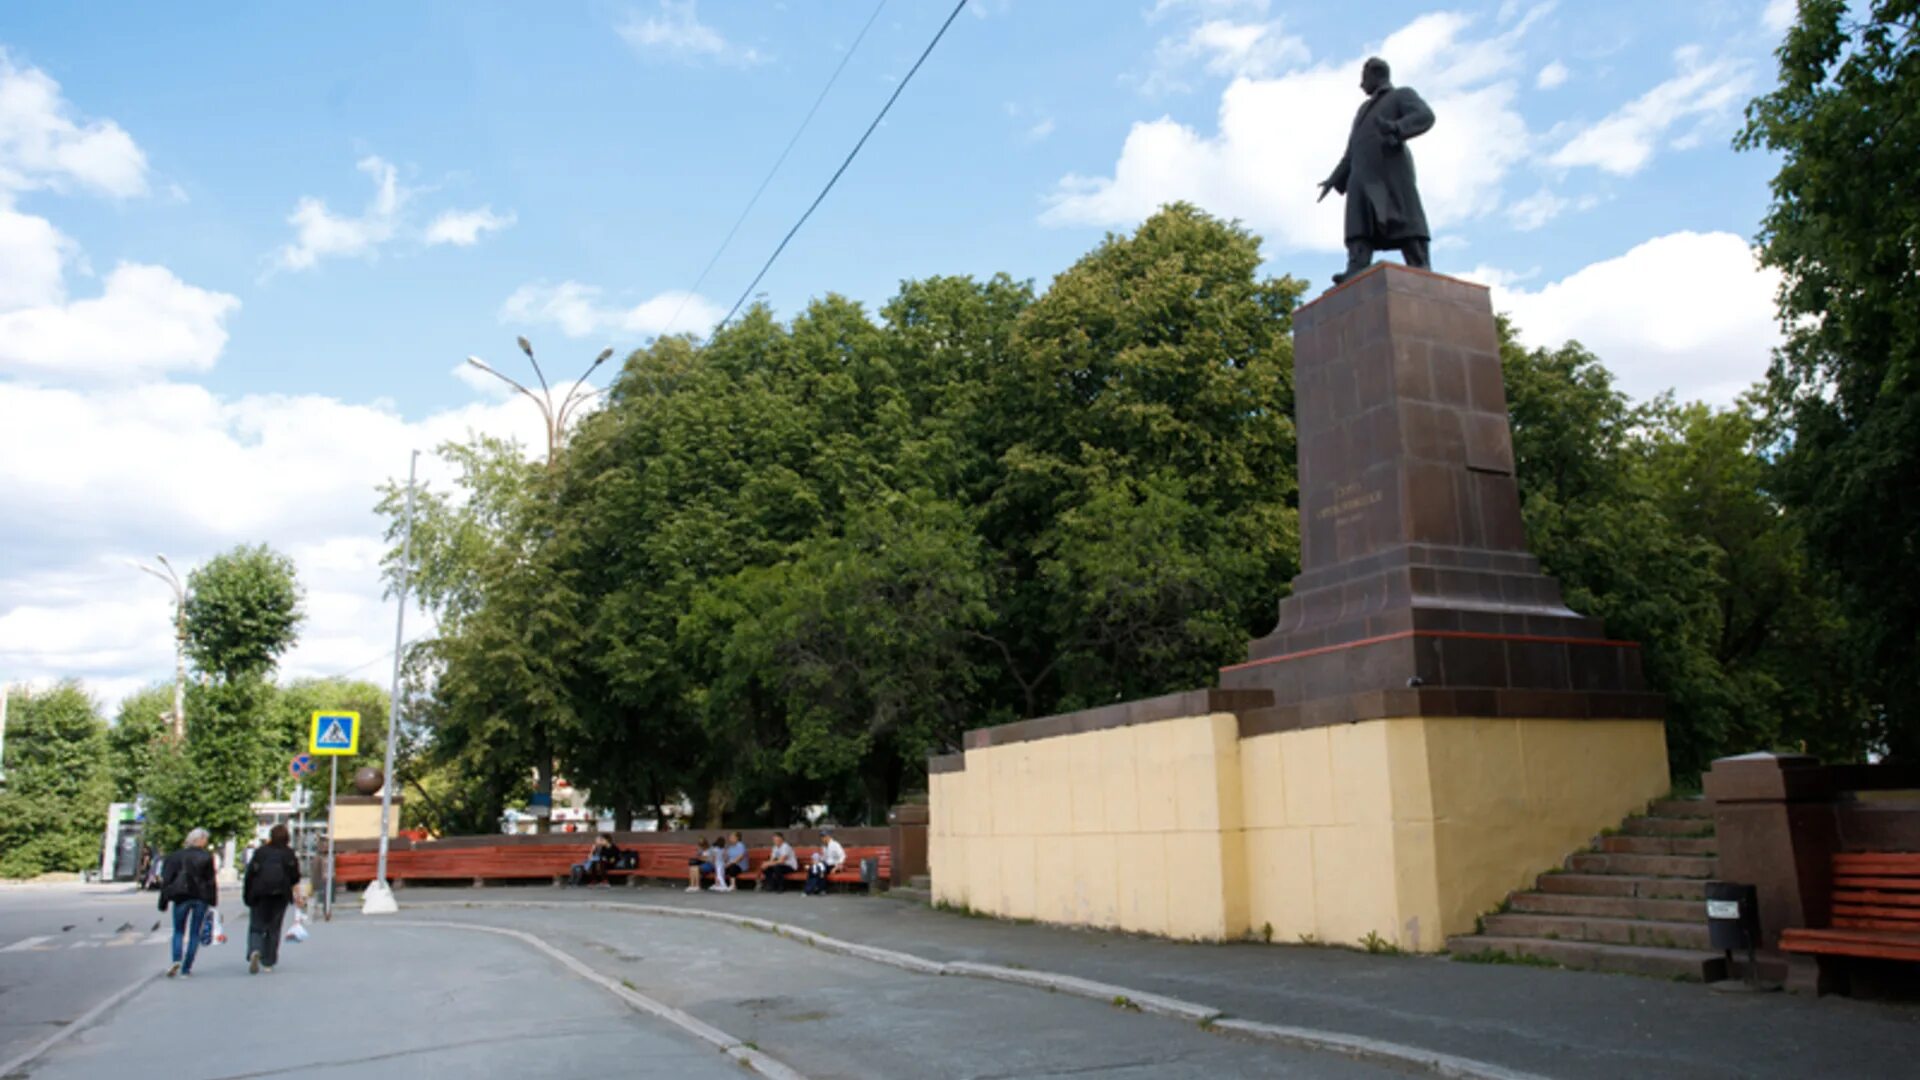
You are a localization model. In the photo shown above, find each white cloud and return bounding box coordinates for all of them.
[1505,188,1568,231]
[0,377,559,713]
[1026,117,1056,142]
[1762,0,1797,34]
[1142,16,1310,95]
[425,206,516,247]
[1536,60,1569,89]
[1469,230,1781,404]
[275,156,404,270]
[0,50,149,200]
[501,281,725,339]
[618,2,763,66]
[1048,10,1539,254]
[0,216,238,381]
[0,206,70,309]
[1549,46,1752,176]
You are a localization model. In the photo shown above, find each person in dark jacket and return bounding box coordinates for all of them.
[158,828,218,978]
[1318,56,1437,284]
[243,824,302,974]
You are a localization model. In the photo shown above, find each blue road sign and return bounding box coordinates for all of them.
[289,752,317,779]
[309,711,360,756]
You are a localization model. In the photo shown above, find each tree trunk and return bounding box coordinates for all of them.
[534,749,554,835]
[703,781,730,830]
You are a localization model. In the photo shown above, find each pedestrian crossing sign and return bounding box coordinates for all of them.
[309,711,360,756]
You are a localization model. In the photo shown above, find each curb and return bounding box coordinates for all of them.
[943,960,1220,1023]
[398,898,1549,1080]
[376,919,805,1080]
[0,970,160,1078]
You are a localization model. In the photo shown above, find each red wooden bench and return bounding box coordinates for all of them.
[332,840,892,892]
[1780,852,1920,966]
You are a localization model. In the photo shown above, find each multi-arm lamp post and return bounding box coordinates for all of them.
[462,339,612,836]
[137,555,188,742]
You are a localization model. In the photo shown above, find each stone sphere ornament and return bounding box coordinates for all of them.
[352,766,385,796]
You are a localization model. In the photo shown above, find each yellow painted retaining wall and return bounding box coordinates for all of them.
[930,715,1667,950]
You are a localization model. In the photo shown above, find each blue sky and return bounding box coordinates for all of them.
[0,0,1799,709]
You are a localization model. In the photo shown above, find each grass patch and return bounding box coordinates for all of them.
[1111,995,1142,1012]
[1452,948,1560,968]
[1296,932,1322,946]
[1360,930,1402,955]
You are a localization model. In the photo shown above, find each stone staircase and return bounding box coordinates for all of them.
[1447,798,1724,980]
[892,873,933,903]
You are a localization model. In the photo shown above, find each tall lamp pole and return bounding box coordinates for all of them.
[464,339,611,834]
[137,555,188,742]
[362,449,419,916]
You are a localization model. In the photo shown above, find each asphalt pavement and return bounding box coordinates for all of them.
[0,885,166,1069]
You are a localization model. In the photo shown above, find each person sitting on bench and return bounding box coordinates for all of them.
[571,834,621,887]
[803,827,846,896]
[718,832,749,892]
[760,832,799,893]
[686,837,717,892]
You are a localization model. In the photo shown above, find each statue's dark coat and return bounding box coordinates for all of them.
[1327,85,1435,246]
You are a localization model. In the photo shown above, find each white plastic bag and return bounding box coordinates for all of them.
[286,907,309,943]
[203,908,227,946]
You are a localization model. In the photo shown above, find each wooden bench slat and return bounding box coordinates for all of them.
[1834,916,1920,932]
[1781,929,1920,963]
[1832,889,1920,908]
[1833,875,1920,891]
[1833,852,1920,867]
[1833,905,1920,923]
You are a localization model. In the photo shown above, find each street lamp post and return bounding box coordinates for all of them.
[463,339,612,833]
[138,555,188,742]
[362,449,419,917]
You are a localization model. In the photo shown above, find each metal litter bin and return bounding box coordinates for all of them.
[1706,881,1762,987]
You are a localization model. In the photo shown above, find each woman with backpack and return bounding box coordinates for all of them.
[243,824,302,974]
[158,828,218,978]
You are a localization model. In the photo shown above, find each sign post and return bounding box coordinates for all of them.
[365,449,419,916]
[309,711,359,920]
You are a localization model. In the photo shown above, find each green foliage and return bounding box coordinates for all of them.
[143,679,277,851]
[0,683,112,878]
[108,683,173,802]
[271,678,389,795]
[1738,0,1920,759]
[183,545,304,682]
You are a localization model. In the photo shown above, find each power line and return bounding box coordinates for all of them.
[666,0,889,337]
[714,0,971,333]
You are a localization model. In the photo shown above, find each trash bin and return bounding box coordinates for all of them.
[860,857,879,888]
[1705,881,1759,952]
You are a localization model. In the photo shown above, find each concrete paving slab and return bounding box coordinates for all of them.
[397,885,1920,1079]
[399,903,1416,1079]
[21,908,750,1080]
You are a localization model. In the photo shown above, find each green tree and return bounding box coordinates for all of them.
[183,545,304,682]
[270,678,390,796]
[147,544,305,848]
[0,683,112,878]
[107,683,173,802]
[1738,0,1920,758]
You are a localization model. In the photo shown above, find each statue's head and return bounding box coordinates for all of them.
[1361,57,1391,95]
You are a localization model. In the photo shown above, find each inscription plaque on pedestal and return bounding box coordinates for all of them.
[1220,263,1662,731]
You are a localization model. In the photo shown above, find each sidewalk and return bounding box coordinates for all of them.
[403,884,1919,1079]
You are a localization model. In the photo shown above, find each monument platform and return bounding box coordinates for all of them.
[928,264,1671,951]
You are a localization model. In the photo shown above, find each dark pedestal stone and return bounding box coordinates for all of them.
[1220,264,1661,728]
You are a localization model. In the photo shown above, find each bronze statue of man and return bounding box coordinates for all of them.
[1317,57,1435,284]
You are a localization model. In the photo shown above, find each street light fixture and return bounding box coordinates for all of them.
[465,341,614,467]
[137,554,188,742]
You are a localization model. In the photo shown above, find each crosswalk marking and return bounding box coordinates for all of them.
[0,933,170,954]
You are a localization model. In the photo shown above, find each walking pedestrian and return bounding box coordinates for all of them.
[158,828,218,978]
[243,823,301,975]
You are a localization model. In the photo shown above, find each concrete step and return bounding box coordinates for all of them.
[1507,890,1704,922]
[1621,814,1715,838]
[1481,912,1711,950]
[1649,798,1713,819]
[1598,834,1717,857]
[1566,851,1716,879]
[890,886,932,904]
[907,874,931,891]
[1448,935,1721,981]
[1537,873,1708,900]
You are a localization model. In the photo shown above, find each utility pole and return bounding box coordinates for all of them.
[137,555,188,742]
[363,449,418,916]
[464,338,611,833]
